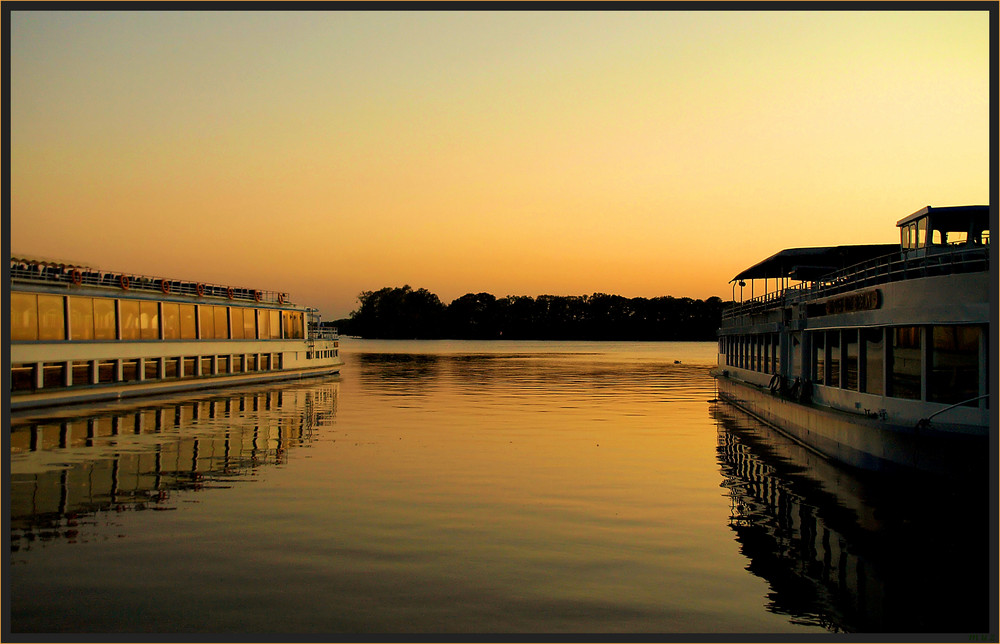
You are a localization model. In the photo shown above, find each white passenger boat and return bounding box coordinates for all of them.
[713,205,991,473]
[9,256,344,411]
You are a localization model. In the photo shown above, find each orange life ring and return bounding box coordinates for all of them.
[196,283,205,297]
[254,290,262,303]
[119,274,130,290]
[226,287,234,300]
[160,279,171,294]
[277,293,285,304]
[70,269,83,285]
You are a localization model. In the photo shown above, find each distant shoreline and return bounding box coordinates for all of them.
[333,286,727,342]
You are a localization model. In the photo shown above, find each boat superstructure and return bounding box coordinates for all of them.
[713,205,991,473]
[8,256,344,411]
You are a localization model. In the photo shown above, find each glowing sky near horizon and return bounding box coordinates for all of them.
[9,10,991,319]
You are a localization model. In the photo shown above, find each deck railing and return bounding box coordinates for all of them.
[310,327,340,340]
[722,244,990,321]
[10,260,291,305]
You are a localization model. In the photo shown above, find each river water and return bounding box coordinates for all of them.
[6,340,991,635]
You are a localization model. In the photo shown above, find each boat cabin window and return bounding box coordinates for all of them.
[70,297,96,340]
[121,300,141,340]
[258,309,270,339]
[813,333,825,382]
[283,311,305,339]
[162,303,181,340]
[72,360,91,386]
[179,304,197,339]
[94,298,116,340]
[889,326,921,400]
[214,306,229,339]
[861,328,884,395]
[42,362,66,388]
[11,364,35,391]
[826,331,841,387]
[930,325,980,406]
[231,308,245,339]
[243,309,257,339]
[269,310,281,339]
[37,295,66,341]
[844,330,859,391]
[805,324,985,405]
[139,301,159,340]
[10,293,39,341]
[122,359,140,381]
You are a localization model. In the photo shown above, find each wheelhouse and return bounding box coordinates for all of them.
[898,205,990,256]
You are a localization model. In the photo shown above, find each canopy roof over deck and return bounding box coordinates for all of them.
[730,244,898,283]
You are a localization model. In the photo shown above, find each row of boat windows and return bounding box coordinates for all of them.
[10,353,288,392]
[721,333,781,376]
[811,325,983,406]
[721,325,985,407]
[11,348,340,393]
[10,293,305,342]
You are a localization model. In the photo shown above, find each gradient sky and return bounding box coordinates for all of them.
[9,10,991,320]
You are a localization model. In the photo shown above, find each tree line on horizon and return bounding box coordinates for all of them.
[332,285,728,341]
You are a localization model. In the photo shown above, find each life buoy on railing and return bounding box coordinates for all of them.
[70,269,83,285]
[768,374,781,395]
[277,293,285,304]
[254,290,262,303]
[119,274,131,290]
[196,283,205,297]
[226,287,235,300]
[160,279,171,294]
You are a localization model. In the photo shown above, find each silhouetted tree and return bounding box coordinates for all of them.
[349,285,446,338]
[446,292,500,338]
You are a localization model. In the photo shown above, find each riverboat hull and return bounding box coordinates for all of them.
[714,374,987,475]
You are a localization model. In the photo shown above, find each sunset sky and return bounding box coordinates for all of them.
[9,10,991,320]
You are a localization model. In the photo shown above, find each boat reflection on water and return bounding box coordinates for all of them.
[9,378,339,552]
[712,401,990,633]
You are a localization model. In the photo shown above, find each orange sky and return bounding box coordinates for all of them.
[8,11,991,320]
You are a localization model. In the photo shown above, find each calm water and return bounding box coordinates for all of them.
[6,340,991,635]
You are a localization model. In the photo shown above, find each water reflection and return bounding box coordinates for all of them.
[9,378,339,552]
[713,401,990,633]
[357,353,443,392]
[356,351,712,404]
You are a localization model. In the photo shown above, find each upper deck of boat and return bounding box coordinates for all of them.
[10,255,294,308]
[722,205,991,322]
